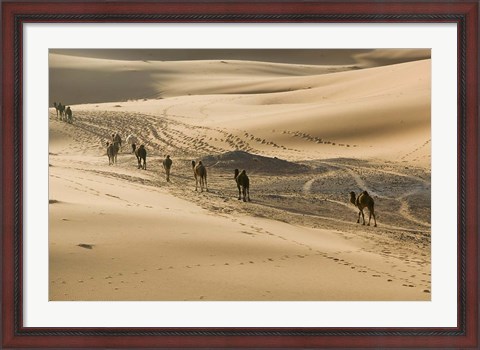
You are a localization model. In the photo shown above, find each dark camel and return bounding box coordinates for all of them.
[163,155,173,182]
[234,169,251,202]
[350,191,377,227]
[135,145,147,170]
[65,106,73,124]
[54,102,65,120]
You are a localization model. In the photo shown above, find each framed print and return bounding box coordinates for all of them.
[2,1,478,348]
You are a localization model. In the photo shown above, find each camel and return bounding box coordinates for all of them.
[234,169,251,202]
[54,102,65,120]
[65,106,73,123]
[113,133,122,151]
[58,103,65,120]
[192,160,208,192]
[163,155,173,182]
[106,142,119,165]
[350,191,377,227]
[135,145,147,170]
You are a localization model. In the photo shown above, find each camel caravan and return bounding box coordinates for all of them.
[106,132,147,170]
[101,132,378,227]
[50,102,377,226]
[53,102,73,124]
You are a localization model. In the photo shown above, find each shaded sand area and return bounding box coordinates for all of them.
[49,50,431,301]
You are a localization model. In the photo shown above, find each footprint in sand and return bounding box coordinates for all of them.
[241,231,255,236]
[78,243,94,249]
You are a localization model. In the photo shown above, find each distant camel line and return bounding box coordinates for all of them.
[102,132,379,227]
[94,129,383,226]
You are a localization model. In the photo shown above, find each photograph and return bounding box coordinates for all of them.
[48,48,432,301]
[2,0,478,346]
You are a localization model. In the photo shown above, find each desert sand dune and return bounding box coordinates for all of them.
[63,57,430,166]
[49,54,356,105]
[49,51,431,301]
[353,48,431,68]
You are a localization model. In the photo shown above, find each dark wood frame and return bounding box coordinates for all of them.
[2,1,478,348]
